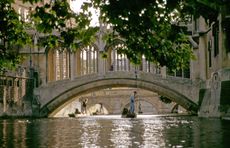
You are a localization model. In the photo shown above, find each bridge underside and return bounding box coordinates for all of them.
[38,77,199,117]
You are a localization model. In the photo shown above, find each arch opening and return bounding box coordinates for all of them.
[36,73,198,117]
[47,86,192,117]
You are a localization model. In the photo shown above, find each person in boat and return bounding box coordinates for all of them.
[82,98,88,114]
[75,108,81,114]
[130,91,137,113]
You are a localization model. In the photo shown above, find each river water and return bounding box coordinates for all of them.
[0,115,229,148]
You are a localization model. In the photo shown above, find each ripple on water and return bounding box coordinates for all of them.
[0,115,229,148]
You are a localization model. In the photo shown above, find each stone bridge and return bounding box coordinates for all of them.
[34,71,201,117]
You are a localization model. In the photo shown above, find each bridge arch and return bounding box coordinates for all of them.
[36,72,199,117]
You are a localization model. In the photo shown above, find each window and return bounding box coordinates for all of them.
[80,46,98,75]
[55,50,69,80]
[18,7,22,21]
[213,22,219,57]
[24,9,29,22]
[194,18,199,34]
[208,40,212,67]
[111,44,130,71]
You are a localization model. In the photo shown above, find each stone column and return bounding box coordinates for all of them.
[76,50,81,77]
[142,59,147,72]
[88,51,92,73]
[107,49,112,71]
[98,51,105,74]
[59,52,63,80]
[210,72,221,117]
[13,78,18,103]
[64,52,68,79]
[47,50,55,82]
[70,53,75,80]
[161,66,167,78]
[3,85,7,113]
[199,37,208,80]
[199,17,208,80]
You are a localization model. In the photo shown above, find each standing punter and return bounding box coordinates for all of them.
[130,91,137,113]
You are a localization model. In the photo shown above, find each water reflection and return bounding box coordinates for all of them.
[79,118,101,147]
[0,116,229,148]
[141,118,165,147]
[0,119,29,148]
[111,119,133,147]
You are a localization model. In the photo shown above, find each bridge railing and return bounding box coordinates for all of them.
[102,60,190,80]
[46,61,190,85]
[43,48,190,85]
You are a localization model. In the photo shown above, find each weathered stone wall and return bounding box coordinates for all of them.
[0,70,32,117]
[199,68,230,117]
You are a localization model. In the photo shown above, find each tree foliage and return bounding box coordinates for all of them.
[31,0,99,51]
[0,0,31,72]
[0,0,98,73]
[0,0,227,73]
[87,0,193,69]
[89,0,225,70]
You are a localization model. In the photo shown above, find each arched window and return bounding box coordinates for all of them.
[55,49,69,80]
[55,50,60,80]
[80,45,98,75]
[141,55,151,72]
[111,43,130,71]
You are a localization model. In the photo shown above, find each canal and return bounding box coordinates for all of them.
[0,115,229,148]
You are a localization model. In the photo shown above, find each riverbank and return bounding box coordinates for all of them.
[0,113,40,119]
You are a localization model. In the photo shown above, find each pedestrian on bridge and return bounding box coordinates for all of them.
[130,91,137,113]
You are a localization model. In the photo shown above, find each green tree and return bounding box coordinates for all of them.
[0,0,31,73]
[0,0,228,72]
[0,0,99,73]
[31,0,98,51]
[89,0,227,70]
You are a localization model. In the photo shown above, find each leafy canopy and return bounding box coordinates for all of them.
[0,0,99,73]
[31,0,99,51]
[88,0,224,70]
[85,0,193,70]
[0,0,31,72]
[0,0,226,73]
